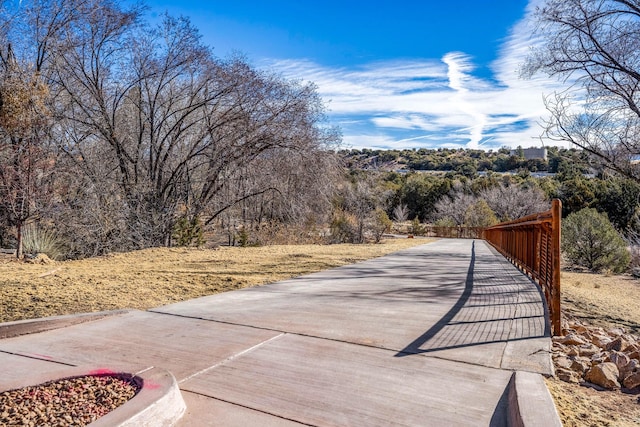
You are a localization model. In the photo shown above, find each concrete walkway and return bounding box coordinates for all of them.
[0,239,558,426]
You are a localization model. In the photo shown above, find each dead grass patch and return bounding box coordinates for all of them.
[545,377,640,427]
[561,271,640,334]
[0,238,430,323]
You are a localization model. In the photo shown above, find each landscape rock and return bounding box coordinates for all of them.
[25,253,54,265]
[591,334,613,348]
[570,357,591,375]
[623,341,639,354]
[591,353,607,366]
[607,351,630,373]
[585,362,620,390]
[567,346,580,357]
[553,313,640,392]
[578,343,601,357]
[621,359,640,379]
[556,367,580,384]
[573,324,589,335]
[608,328,626,337]
[553,355,574,370]
[606,336,632,352]
[552,342,568,353]
[623,372,640,390]
[559,333,588,346]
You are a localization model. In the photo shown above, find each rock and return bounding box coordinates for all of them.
[591,334,613,348]
[591,353,607,366]
[567,346,580,357]
[608,328,626,337]
[573,324,589,335]
[628,350,640,361]
[570,357,591,375]
[623,372,640,390]
[585,362,621,390]
[578,343,601,357]
[552,342,568,353]
[621,359,640,379]
[554,356,574,370]
[607,351,631,374]
[24,253,54,265]
[556,367,580,383]
[559,333,588,346]
[606,336,633,352]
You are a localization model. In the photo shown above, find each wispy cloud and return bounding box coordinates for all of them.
[262,0,568,150]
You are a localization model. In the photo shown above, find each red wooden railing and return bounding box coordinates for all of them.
[482,199,562,336]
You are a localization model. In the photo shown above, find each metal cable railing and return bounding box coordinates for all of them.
[482,199,562,336]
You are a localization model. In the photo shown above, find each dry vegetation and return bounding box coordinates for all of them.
[0,238,428,323]
[561,272,640,334]
[546,271,640,426]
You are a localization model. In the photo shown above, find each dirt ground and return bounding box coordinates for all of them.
[2,239,640,425]
[547,271,640,426]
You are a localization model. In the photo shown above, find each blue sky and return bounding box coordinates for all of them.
[144,0,567,150]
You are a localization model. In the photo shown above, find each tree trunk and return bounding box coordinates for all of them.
[16,220,23,259]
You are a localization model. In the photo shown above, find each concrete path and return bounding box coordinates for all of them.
[0,239,557,426]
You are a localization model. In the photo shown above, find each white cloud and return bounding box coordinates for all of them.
[261,0,572,150]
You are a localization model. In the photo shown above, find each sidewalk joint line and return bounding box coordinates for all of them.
[178,333,286,384]
[0,349,75,367]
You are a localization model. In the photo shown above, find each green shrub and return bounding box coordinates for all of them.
[371,208,392,243]
[329,210,357,243]
[464,200,498,228]
[562,208,630,273]
[237,226,250,247]
[410,217,425,236]
[173,216,204,247]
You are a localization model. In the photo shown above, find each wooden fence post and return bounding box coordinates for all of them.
[551,199,562,336]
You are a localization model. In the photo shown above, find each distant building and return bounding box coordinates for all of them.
[510,147,548,161]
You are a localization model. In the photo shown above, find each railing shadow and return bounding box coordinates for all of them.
[395,240,549,357]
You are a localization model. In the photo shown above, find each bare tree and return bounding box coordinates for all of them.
[0,48,53,258]
[392,203,409,222]
[480,184,550,222]
[433,191,476,226]
[525,0,640,180]
[47,6,338,252]
[0,0,340,256]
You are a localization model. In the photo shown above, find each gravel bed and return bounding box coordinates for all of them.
[0,374,140,426]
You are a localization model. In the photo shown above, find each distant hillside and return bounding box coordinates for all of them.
[339,147,591,175]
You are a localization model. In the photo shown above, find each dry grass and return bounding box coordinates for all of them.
[545,376,640,427]
[0,238,430,323]
[546,271,640,426]
[561,271,640,334]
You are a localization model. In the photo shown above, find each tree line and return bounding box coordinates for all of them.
[341,146,591,175]
[3,0,640,277]
[0,0,340,258]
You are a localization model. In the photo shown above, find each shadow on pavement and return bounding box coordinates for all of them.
[396,240,549,357]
